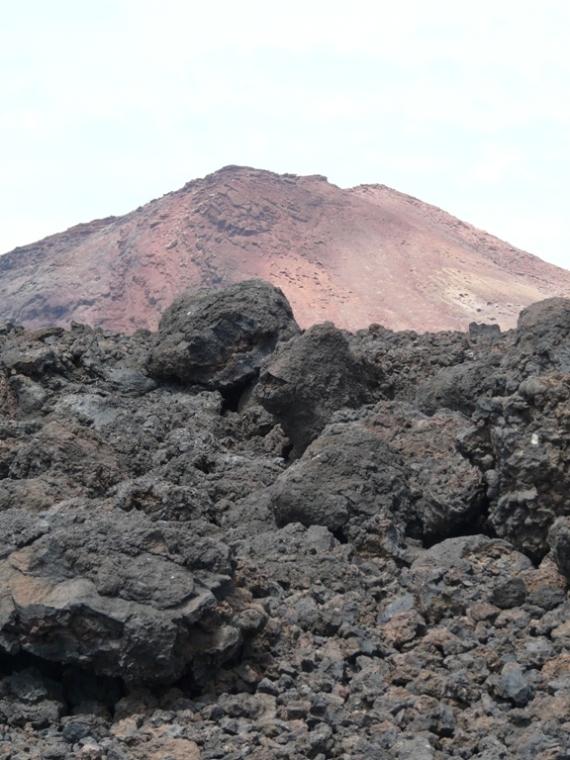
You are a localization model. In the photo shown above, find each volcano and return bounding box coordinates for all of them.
[1,165,569,332]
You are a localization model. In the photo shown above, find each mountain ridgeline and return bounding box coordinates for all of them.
[1,165,569,333]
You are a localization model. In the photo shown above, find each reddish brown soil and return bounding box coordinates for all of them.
[1,165,569,333]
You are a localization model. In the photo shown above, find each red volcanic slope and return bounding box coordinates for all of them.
[1,165,569,333]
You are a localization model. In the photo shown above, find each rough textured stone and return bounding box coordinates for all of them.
[548,517,570,582]
[495,662,533,706]
[0,286,570,760]
[270,401,484,543]
[147,279,299,391]
[0,508,243,685]
[483,372,570,559]
[256,321,381,456]
[514,297,570,374]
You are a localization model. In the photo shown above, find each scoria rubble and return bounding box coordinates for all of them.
[0,280,569,759]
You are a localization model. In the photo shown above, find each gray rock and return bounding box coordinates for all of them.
[483,373,570,560]
[0,508,242,685]
[392,735,435,759]
[269,418,410,543]
[8,374,48,414]
[411,535,533,623]
[270,401,485,544]
[256,321,380,456]
[490,577,527,609]
[515,297,570,374]
[495,662,533,706]
[345,401,485,540]
[1,286,569,759]
[147,279,299,392]
[548,517,570,582]
[103,367,157,395]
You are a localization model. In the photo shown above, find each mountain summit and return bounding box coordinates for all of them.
[1,165,569,332]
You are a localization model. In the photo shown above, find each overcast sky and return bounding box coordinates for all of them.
[1,1,569,268]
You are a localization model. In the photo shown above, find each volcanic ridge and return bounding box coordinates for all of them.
[1,165,569,333]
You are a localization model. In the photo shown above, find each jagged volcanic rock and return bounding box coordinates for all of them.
[269,401,485,548]
[2,166,570,334]
[0,281,569,759]
[0,508,242,686]
[147,279,299,392]
[549,518,570,583]
[255,321,381,456]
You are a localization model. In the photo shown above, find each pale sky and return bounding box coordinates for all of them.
[1,0,569,268]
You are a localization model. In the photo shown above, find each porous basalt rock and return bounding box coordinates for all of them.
[147,279,299,392]
[549,517,570,582]
[256,321,381,456]
[270,401,485,544]
[0,508,243,685]
[356,402,485,540]
[474,372,570,560]
[514,297,570,374]
[1,283,570,759]
[269,418,410,542]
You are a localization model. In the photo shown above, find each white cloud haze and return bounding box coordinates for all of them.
[0,0,569,267]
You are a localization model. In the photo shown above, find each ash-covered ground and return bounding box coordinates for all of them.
[0,280,569,759]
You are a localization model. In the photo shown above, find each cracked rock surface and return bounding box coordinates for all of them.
[0,282,569,759]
